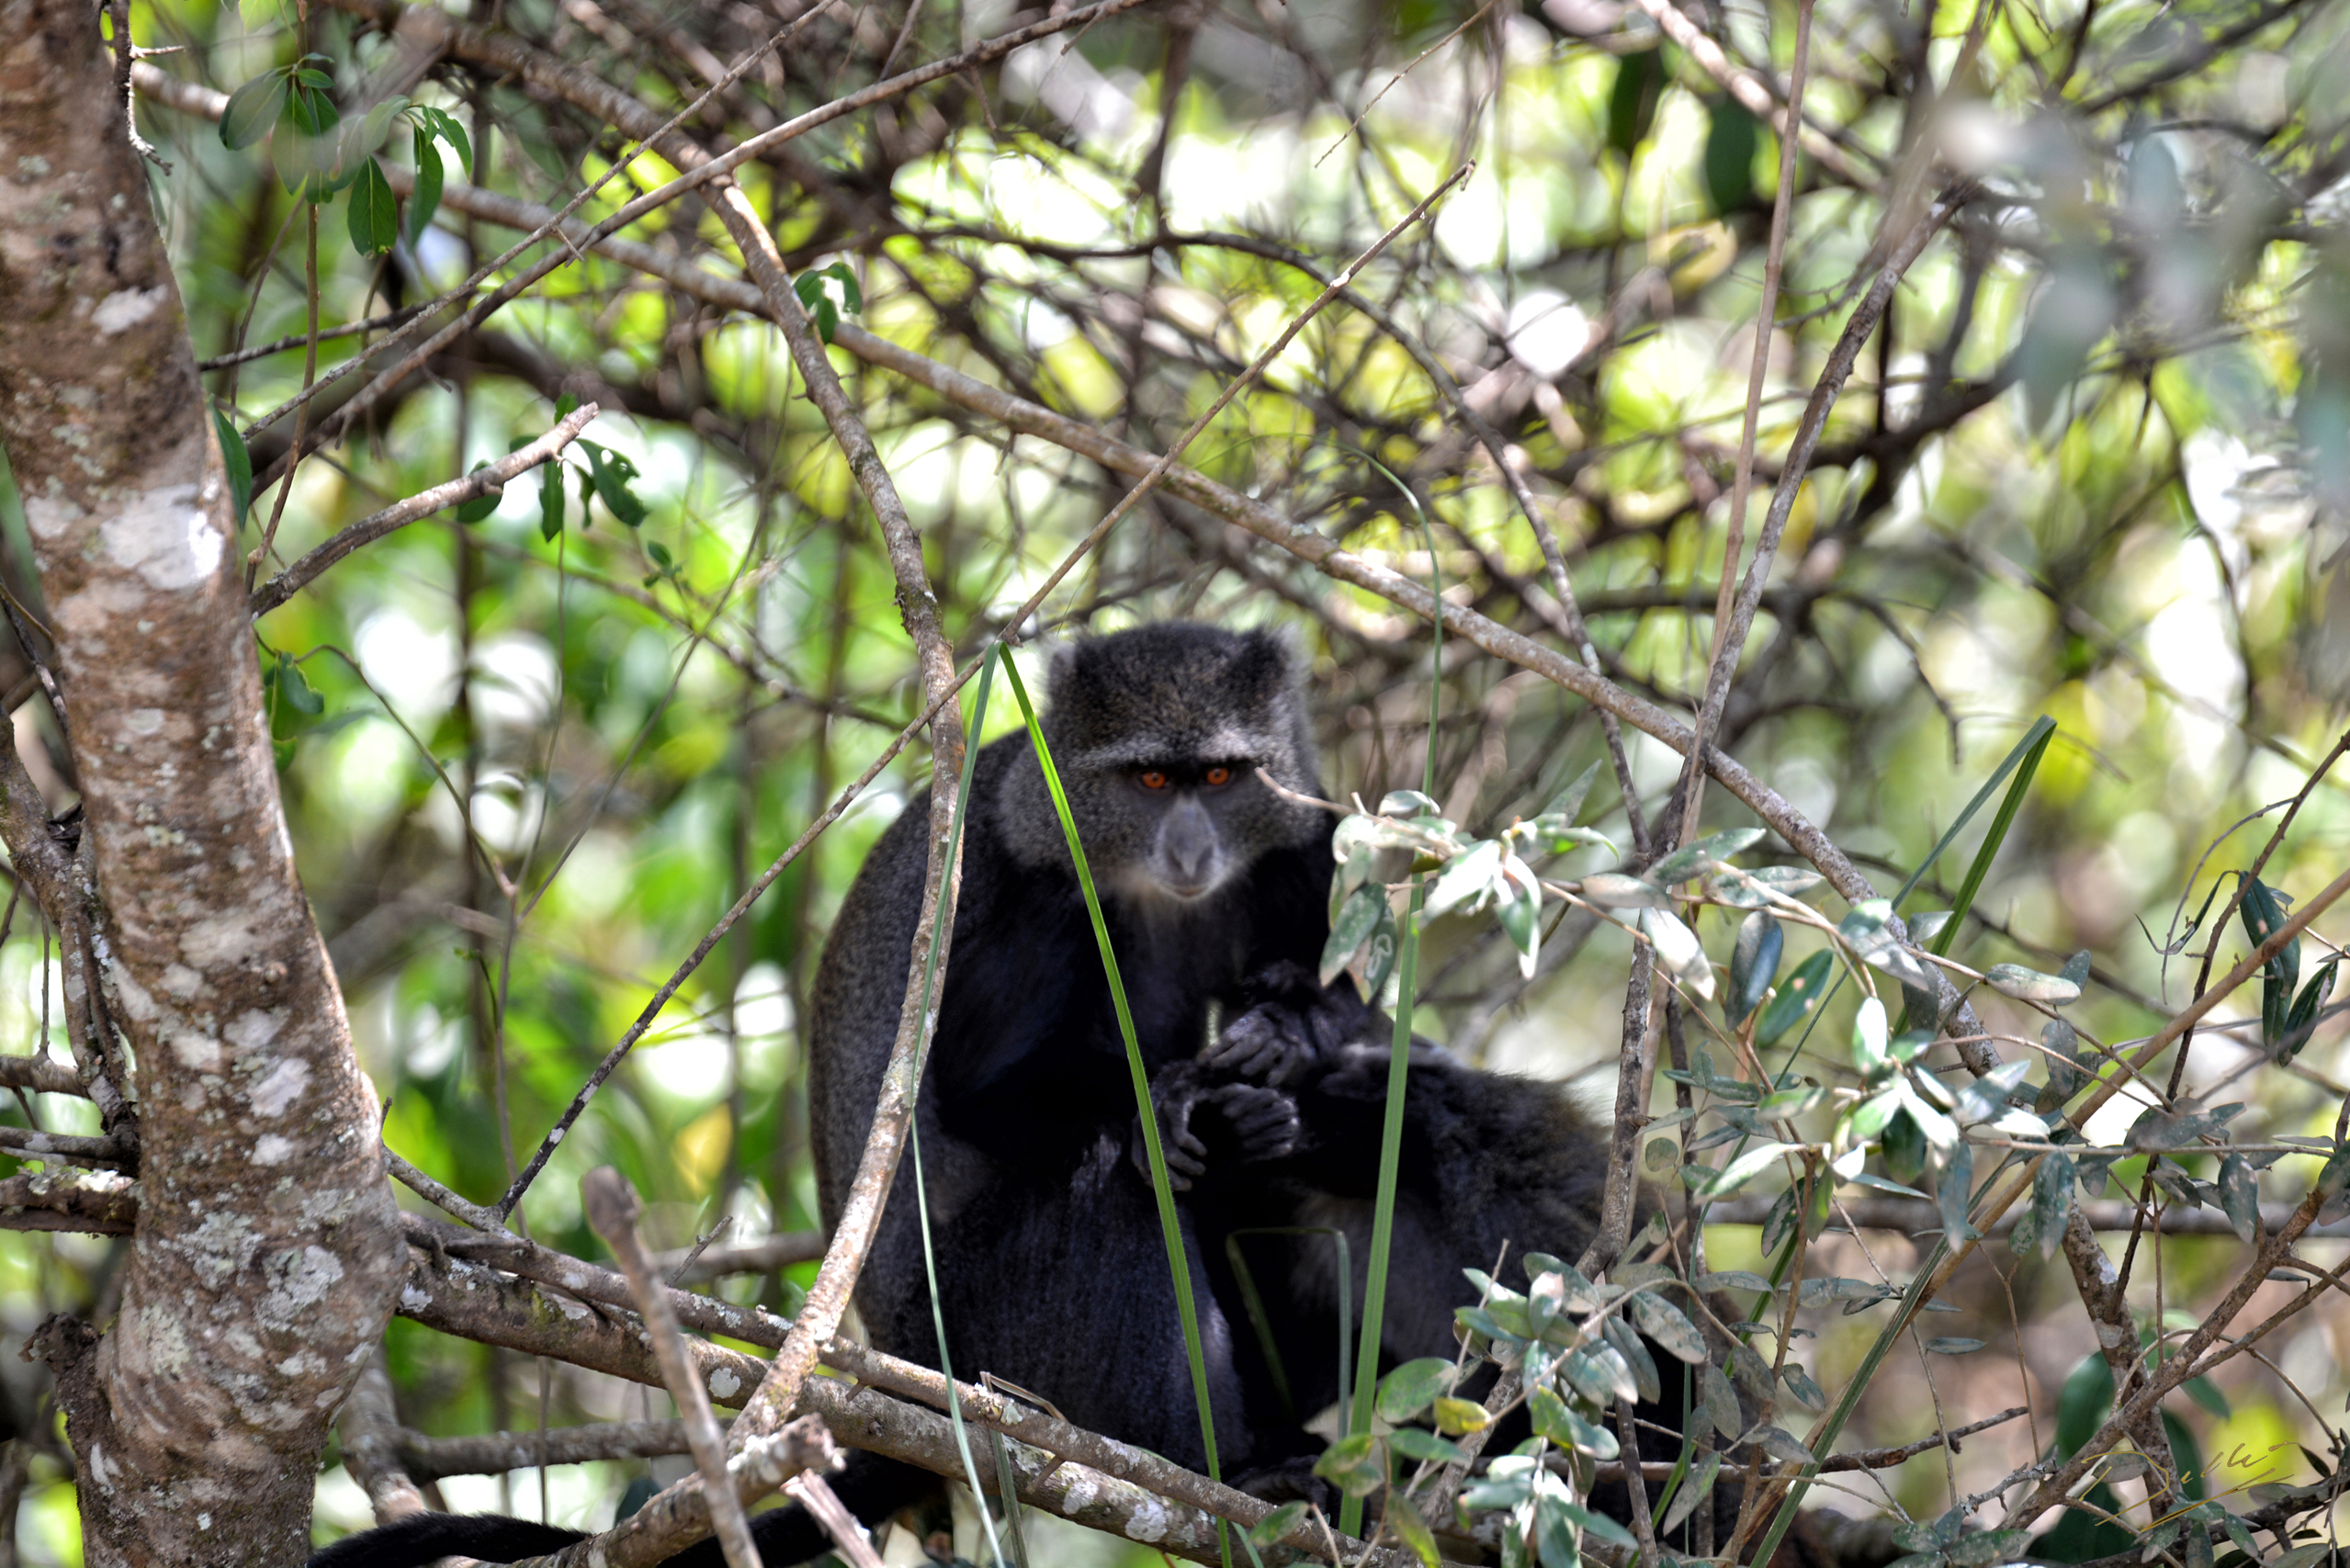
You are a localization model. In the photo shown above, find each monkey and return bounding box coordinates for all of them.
[312,622,1814,1568]
[312,623,1343,1568]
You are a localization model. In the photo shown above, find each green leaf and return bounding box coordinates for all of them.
[791,264,860,344]
[1387,1493,1441,1568]
[1606,50,1663,156]
[1924,1337,1984,1355]
[1755,949,1834,1047]
[1313,1433,1386,1497]
[1248,1501,1307,1547]
[539,462,568,540]
[1375,1358,1454,1424]
[1703,98,1760,214]
[453,461,500,523]
[346,155,398,255]
[1432,1396,1490,1436]
[407,132,444,246]
[1730,909,1781,1026]
[275,654,323,716]
[212,409,253,524]
[2281,957,2338,1064]
[2030,1150,2074,1261]
[2055,1352,2115,1459]
[1425,838,1504,920]
[221,70,288,150]
[1553,1502,1637,1550]
[1387,1427,1467,1464]
[1782,1363,1826,1411]
[576,440,649,526]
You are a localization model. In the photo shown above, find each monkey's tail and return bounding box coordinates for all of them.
[308,1451,943,1568]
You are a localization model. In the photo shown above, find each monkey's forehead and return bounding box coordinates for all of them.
[1056,722,1287,769]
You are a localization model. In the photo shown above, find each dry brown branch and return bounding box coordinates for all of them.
[392,1241,1433,1568]
[0,1125,136,1170]
[0,1173,135,1235]
[396,1418,706,1481]
[337,1353,430,1526]
[583,1166,767,1568]
[0,1051,86,1098]
[657,1230,827,1281]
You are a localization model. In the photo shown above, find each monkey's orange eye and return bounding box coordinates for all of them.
[1204,766,1232,786]
[1140,771,1169,790]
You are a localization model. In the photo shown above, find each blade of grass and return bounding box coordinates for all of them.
[1339,462,1441,1540]
[998,645,1236,1568]
[907,649,1011,1568]
[1225,1226,1356,1430]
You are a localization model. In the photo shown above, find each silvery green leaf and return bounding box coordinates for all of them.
[1909,909,1954,944]
[1985,964,2082,1005]
[1899,1080,1960,1154]
[1730,910,1782,1026]
[1644,907,1715,998]
[1649,828,1767,886]
[2219,1152,2259,1244]
[1924,1337,1985,1354]
[1497,873,1542,979]
[1954,1059,2033,1125]
[1660,1450,1722,1535]
[1863,940,1940,994]
[1851,997,1890,1077]
[1700,1361,1741,1439]
[1425,839,1505,920]
[1321,884,1385,987]
[1579,872,1668,908]
[1541,760,1600,823]
[1630,1292,1707,1362]
[1380,789,1442,818]
[1696,1142,1795,1199]
[1750,1426,1814,1463]
[1994,1107,2053,1139]
[1698,1270,1779,1293]
[1781,1364,1826,1411]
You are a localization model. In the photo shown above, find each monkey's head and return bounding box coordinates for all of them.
[998,623,1327,905]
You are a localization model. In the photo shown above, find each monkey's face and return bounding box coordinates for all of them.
[999,624,1329,903]
[1118,756,1252,900]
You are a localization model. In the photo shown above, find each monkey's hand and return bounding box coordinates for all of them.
[1207,961,1379,1086]
[1135,1064,1215,1191]
[1135,1067,1300,1190]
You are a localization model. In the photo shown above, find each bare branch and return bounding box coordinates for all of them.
[248,402,600,616]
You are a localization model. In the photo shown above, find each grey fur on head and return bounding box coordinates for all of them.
[994,623,1326,896]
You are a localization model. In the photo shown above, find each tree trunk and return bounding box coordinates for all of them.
[0,3,407,1563]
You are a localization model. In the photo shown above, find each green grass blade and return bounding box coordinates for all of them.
[1925,717,2054,955]
[999,645,1234,1568]
[1339,461,1441,1540]
[907,649,1012,1568]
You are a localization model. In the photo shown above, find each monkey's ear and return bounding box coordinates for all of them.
[1041,636,1082,711]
